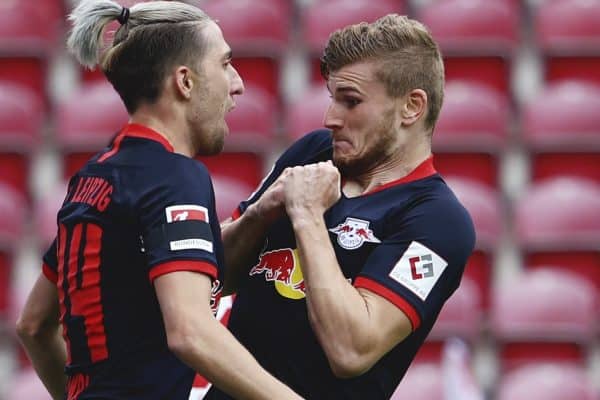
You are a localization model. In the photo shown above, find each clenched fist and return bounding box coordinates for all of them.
[282,161,341,221]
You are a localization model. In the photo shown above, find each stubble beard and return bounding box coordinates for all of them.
[333,108,398,177]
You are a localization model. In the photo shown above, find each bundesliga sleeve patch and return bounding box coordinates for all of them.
[165,204,209,223]
[144,205,214,253]
[388,241,448,301]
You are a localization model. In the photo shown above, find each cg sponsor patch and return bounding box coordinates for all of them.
[388,241,448,300]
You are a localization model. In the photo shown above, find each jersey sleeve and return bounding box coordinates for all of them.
[138,158,221,283]
[42,238,58,283]
[233,129,333,219]
[354,197,475,331]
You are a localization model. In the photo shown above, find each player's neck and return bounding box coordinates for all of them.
[342,145,431,198]
[130,106,193,158]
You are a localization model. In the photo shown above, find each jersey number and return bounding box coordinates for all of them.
[57,222,108,364]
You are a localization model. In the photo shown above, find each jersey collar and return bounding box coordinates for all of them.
[363,155,437,195]
[121,123,175,153]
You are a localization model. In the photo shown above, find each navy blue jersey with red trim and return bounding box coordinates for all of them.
[206,129,475,399]
[42,124,224,399]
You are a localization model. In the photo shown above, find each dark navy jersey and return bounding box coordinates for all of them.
[206,129,475,400]
[42,123,224,400]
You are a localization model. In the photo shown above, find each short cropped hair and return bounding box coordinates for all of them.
[320,14,444,132]
[67,0,212,113]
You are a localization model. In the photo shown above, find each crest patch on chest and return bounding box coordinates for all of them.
[329,217,381,250]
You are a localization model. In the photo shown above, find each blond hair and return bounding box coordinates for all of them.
[67,0,212,113]
[321,14,444,132]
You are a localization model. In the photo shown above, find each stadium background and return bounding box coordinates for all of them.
[0,0,598,398]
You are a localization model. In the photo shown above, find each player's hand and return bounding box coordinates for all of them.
[282,161,341,220]
[252,168,290,225]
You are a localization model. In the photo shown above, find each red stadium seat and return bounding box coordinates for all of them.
[6,367,51,400]
[516,177,600,294]
[523,80,600,182]
[536,0,600,84]
[491,268,597,371]
[212,176,254,222]
[302,0,405,84]
[197,152,264,194]
[34,181,67,250]
[55,81,128,178]
[0,2,62,102]
[390,362,443,400]
[202,0,290,98]
[429,276,482,341]
[0,81,43,196]
[419,0,519,94]
[0,183,26,316]
[434,81,509,186]
[285,84,330,141]
[497,364,597,400]
[444,177,502,309]
[224,84,277,152]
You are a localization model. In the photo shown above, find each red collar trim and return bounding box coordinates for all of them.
[363,155,437,195]
[121,123,174,153]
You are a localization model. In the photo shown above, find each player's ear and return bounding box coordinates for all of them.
[174,66,194,100]
[400,89,427,127]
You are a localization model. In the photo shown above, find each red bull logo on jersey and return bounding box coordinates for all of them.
[329,217,381,250]
[165,205,209,223]
[249,248,306,299]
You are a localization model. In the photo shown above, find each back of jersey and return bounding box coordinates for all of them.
[42,124,224,399]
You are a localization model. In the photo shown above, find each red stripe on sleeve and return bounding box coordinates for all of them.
[354,277,421,331]
[231,207,242,221]
[42,262,58,284]
[149,260,218,283]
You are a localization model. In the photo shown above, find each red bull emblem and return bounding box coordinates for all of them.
[250,248,306,299]
[329,217,381,250]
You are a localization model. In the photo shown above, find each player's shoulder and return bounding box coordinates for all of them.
[278,129,332,165]
[411,176,476,250]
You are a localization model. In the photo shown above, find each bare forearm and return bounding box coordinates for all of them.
[221,205,271,294]
[19,327,67,399]
[291,217,372,369]
[174,317,301,399]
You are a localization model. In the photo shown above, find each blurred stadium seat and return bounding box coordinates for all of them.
[390,362,443,400]
[301,0,405,84]
[0,1,62,102]
[33,181,67,251]
[197,152,264,194]
[55,81,128,178]
[515,177,600,291]
[224,84,278,152]
[0,183,26,318]
[444,177,502,309]
[434,81,510,186]
[419,0,519,95]
[535,0,600,84]
[202,0,290,98]
[497,363,598,400]
[429,276,482,341]
[7,367,51,400]
[211,175,254,222]
[491,268,597,371]
[522,80,600,182]
[285,84,330,141]
[0,81,44,196]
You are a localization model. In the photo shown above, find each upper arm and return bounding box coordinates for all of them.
[138,161,223,301]
[355,197,475,336]
[154,271,214,339]
[354,287,413,366]
[17,273,60,336]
